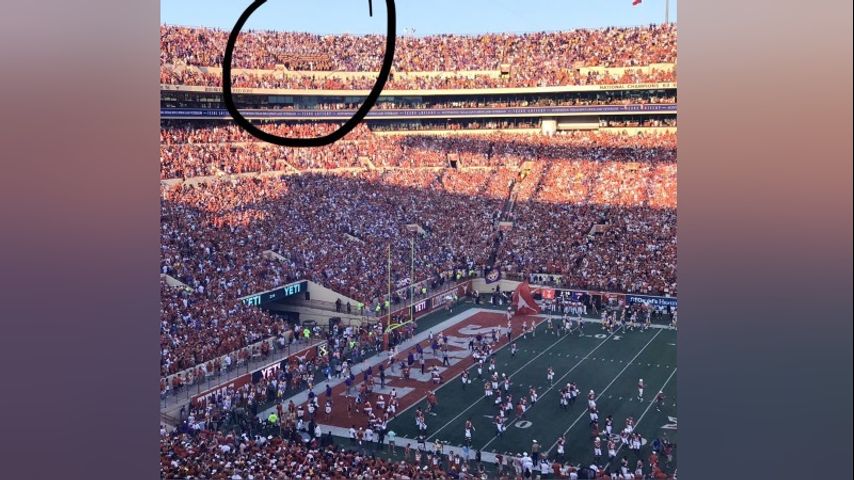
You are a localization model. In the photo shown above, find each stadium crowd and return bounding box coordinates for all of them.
[159,132,676,376]
[161,428,484,479]
[160,129,677,179]
[160,24,676,92]
[160,24,676,72]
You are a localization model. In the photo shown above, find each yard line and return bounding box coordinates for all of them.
[545,329,664,455]
[426,324,610,441]
[479,328,622,450]
[604,367,677,471]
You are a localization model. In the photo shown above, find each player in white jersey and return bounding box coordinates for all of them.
[630,433,642,453]
[546,367,555,386]
[637,379,645,401]
[593,437,602,460]
[494,414,506,436]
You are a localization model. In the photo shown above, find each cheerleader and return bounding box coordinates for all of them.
[415,409,427,432]
[555,435,566,460]
[464,419,475,445]
[631,433,642,455]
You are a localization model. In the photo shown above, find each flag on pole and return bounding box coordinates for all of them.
[633,0,642,5]
[511,282,541,315]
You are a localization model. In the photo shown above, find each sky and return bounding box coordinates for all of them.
[161,0,677,35]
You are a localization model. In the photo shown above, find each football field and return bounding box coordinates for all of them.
[385,308,678,471]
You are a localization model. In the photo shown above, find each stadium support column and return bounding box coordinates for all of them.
[541,118,557,136]
[665,0,671,24]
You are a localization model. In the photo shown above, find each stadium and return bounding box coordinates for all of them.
[159,7,678,480]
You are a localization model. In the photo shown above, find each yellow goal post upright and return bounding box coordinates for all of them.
[383,237,417,341]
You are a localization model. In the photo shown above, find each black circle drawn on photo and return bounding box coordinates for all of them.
[222,0,396,147]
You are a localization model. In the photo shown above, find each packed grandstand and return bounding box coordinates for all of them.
[160,23,677,480]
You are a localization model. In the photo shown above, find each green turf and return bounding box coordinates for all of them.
[386,308,678,473]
